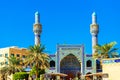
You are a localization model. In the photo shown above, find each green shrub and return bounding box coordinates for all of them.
[13,72,29,80]
[36,78,40,80]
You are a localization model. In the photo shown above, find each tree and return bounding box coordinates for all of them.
[24,44,50,79]
[29,65,45,78]
[0,67,8,80]
[0,56,23,80]
[6,56,23,74]
[93,41,119,59]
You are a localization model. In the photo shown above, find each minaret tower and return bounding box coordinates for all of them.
[90,12,99,54]
[33,11,42,45]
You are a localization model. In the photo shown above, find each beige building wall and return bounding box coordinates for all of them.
[9,46,29,58]
[0,48,9,68]
[0,46,29,69]
[102,58,120,80]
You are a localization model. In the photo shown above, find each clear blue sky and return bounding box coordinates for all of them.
[0,0,120,54]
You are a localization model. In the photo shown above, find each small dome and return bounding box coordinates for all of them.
[92,12,96,16]
[35,11,39,15]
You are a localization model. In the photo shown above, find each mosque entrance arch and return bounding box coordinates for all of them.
[60,54,81,79]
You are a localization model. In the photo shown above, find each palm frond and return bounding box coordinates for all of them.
[93,41,119,59]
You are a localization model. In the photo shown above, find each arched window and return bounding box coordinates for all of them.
[50,60,55,67]
[86,60,92,67]
[96,60,100,69]
[96,59,102,72]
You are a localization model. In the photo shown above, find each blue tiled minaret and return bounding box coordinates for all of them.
[90,12,99,54]
[33,11,42,45]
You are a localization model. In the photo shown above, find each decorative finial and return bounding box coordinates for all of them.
[92,12,97,24]
[92,12,96,16]
[35,11,40,24]
[35,11,39,15]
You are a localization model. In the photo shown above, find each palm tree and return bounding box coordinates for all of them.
[93,41,119,73]
[24,44,50,79]
[0,67,8,80]
[93,41,119,59]
[7,56,23,74]
[0,56,23,80]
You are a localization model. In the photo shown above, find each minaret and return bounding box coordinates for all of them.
[90,12,99,54]
[33,11,42,45]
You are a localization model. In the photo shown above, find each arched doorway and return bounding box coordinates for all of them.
[60,54,81,79]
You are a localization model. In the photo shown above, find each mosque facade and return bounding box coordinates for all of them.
[33,11,101,78]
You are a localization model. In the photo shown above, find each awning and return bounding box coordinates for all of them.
[45,72,68,77]
[84,72,108,77]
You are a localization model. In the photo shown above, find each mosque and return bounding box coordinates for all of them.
[0,11,119,80]
[33,12,101,79]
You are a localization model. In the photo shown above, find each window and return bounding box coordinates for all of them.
[16,54,20,57]
[5,53,8,57]
[0,62,2,65]
[96,60,101,70]
[86,60,92,67]
[22,55,25,58]
[0,54,2,57]
[0,62,4,65]
[11,54,14,57]
[50,60,55,67]
[5,61,8,65]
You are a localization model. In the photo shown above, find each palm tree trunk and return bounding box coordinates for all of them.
[36,63,39,79]
[36,72,38,79]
